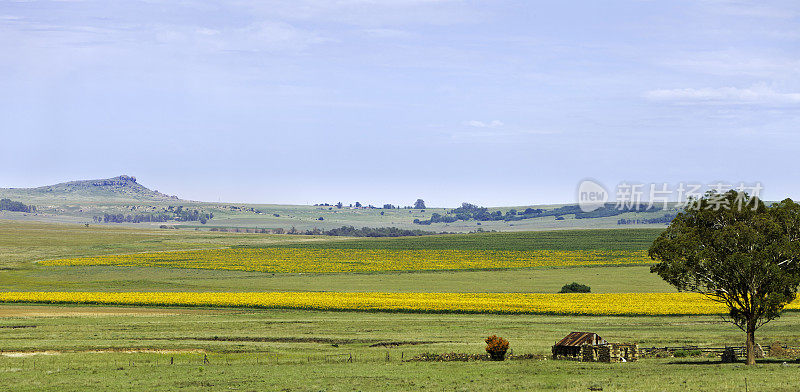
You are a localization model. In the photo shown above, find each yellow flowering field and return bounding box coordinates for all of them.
[1,292,797,315]
[40,248,650,273]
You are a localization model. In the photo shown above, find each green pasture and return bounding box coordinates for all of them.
[0,220,666,293]
[0,304,797,391]
[270,228,663,251]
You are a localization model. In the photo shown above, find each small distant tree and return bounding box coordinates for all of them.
[355,202,362,208]
[650,191,800,365]
[559,282,591,293]
[336,202,343,209]
[414,199,426,209]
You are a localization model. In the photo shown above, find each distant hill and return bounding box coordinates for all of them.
[0,175,182,202]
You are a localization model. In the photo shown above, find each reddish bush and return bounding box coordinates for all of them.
[485,335,509,360]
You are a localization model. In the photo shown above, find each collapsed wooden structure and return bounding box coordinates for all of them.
[552,332,638,363]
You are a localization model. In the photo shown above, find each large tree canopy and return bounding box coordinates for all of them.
[649,190,800,365]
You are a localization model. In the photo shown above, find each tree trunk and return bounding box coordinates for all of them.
[745,321,756,366]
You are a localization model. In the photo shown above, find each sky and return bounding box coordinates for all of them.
[1,0,799,207]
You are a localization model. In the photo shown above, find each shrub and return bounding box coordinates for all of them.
[673,349,702,358]
[559,282,591,293]
[485,335,509,360]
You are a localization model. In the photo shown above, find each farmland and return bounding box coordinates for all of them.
[0,305,799,391]
[3,291,800,315]
[40,248,651,273]
[2,220,800,390]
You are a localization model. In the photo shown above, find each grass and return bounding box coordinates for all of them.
[1,220,666,293]
[268,228,664,251]
[0,304,798,390]
[0,265,676,293]
[0,220,330,268]
[2,220,798,390]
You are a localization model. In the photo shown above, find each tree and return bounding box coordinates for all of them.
[559,282,591,293]
[414,199,426,209]
[649,190,800,365]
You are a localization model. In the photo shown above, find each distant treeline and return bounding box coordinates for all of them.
[208,225,440,237]
[617,214,676,225]
[414,202,663,225]
[414,203,538,225]
[210,227,278,233]
[0,198,36,213]
[316,226,438,237]
[315,199,427,210]
[96,206,213,224]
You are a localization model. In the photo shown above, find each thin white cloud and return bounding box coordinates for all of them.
[361,28,413,38]
[150,22,331,53]
[700,0,799,19]
[464,120,504,128]
[447,127,560,143]
[659,51,800,78]
[644,85,800,105]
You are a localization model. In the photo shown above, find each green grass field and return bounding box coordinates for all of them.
[1,220,667,293]
[0,304,798,391]
[0,220,328,268]
[3,219,798,391]
[270,228,663,251]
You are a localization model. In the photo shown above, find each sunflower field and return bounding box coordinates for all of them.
[39,248,650,273]
[1,291,797,316]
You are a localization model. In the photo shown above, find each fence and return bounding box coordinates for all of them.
[639,345,800,357]
[640,345,746,356]
[0,350,417,371]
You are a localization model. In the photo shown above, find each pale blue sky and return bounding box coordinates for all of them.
[1,0,798,206]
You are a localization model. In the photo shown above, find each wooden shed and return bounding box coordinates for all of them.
[552,332,607,359]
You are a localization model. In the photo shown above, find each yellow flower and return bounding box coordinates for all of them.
[40,248,650,273]
[1,292,796,316]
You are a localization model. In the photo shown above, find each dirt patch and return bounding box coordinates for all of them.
[1,351,59,357]
[1,348,205,357]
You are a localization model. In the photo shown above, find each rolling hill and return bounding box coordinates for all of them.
[0,175,181,202]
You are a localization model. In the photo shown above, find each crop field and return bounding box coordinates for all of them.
[0,220,328,269]
[40,248,650,273]
[2,220,799,390]
[3,291,800,316]
[272,228,663,251]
